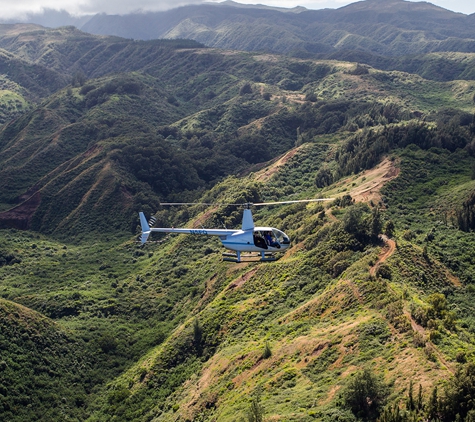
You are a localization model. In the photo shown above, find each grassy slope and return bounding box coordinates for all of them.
[0,25,474,422]
[1,49,474,237]
[82,143,475,421]
[0,298,92,421]
[1,137,475,420]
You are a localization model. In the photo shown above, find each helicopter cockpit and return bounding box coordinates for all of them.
[253,228,290,250]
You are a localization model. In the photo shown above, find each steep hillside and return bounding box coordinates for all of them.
[1,43,474,238]
[0,47,66,124]
[0,298,93,421]
[78,0,475,58]
[1,119,475,420]
[0,25,205,80]
[84,124,475,421]
[3,1,475,63]
[0,19,475,422]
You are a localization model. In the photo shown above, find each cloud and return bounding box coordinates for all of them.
[0,0,473,20]
[0,0,205,19]
[77,0,205,15]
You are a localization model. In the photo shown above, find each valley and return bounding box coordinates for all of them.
[0,2,475,420]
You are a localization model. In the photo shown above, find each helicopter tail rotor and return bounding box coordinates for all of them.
[139,212,151,244]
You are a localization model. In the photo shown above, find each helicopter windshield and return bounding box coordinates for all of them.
[272,229,290,245]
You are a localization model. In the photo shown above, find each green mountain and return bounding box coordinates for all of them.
[3,1,475,61]
[7,1,475,83]
[0,21,475,422]
[1,26,474,238]
[79,0,475,58]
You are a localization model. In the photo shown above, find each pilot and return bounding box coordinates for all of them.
[264,231,279,248]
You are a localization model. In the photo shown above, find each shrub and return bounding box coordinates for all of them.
[413,332,426,348]
[342,368,389,420]
[262,341,272,359]
[376,263,391,280]
[246,392,265,422]
[240,83,253,95]
[193,318,203,356]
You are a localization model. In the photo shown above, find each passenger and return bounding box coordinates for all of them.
[265,231,279,248]
[254,235,267,249]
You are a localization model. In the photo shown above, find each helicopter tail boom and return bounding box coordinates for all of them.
[139,212,238,244]
[149,227,237,236]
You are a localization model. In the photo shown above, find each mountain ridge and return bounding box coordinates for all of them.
[0,14,475,422]
[1,1,474,58]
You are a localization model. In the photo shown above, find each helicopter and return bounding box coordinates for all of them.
[139,199,332,262]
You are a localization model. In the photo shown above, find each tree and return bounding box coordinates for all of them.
[378,403,405,422]
[407,380,415,411]
[71,70,87,87]
[443,363,475,421]
[246,392,265,422]
[417,384,423,411]
[384,220,395,238]
[342,368,388,420]
[426,293,447,320]
[305,92,317,102]
[342,203,372,242]
[240,82,253,95]
[427,386,439,421]
[315,167,334,188]
[261,341,272,359]
[193,318,203,356]
[371,207,382,240]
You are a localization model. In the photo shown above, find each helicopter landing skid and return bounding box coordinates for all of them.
[222,251,277,263]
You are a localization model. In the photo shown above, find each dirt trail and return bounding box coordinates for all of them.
[227,268,258,290]
[368,236,455,374]
[404,310,455,375]
[353,159,399,203]
[346,279,363,304]
[325,208,338,222]
[370,235,396,277]
[445,271,462,287]
[254,146,303,183]
[344,157,400,204]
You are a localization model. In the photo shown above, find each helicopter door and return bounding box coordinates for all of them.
[253,231,268,249]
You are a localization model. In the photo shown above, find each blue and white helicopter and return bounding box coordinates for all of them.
[139,199,331,262]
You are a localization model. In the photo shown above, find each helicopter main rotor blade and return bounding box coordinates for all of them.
[159,199,334,207]
[160,202,215,206]
[253,199,333,206]
[159,202,241,206]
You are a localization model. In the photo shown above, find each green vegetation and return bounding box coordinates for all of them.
[0,299,92,421]
[0,21,475,422]
[342,368,388,420]
[67,2,475,83]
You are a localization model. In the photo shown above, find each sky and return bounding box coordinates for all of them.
[0,0,473,20]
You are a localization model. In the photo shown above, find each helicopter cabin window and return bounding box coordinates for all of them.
[253,230,289,249]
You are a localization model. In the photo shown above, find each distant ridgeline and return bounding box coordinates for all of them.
[3,0,475,81]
